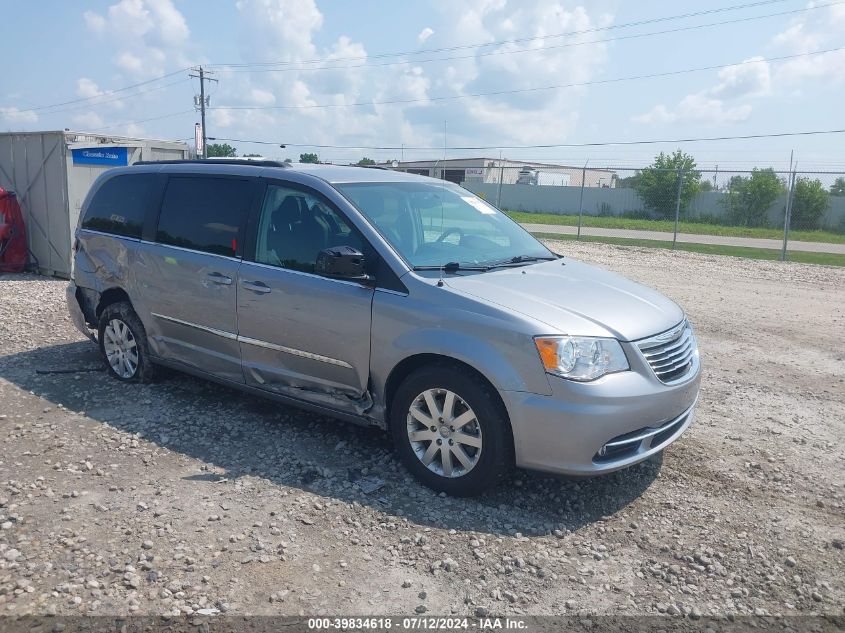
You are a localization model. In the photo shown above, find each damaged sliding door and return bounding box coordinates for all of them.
[236,181,375,415]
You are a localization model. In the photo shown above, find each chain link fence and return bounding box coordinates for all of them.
[390,163,845,264]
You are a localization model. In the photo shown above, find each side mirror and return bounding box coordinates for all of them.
[315,246,373,283]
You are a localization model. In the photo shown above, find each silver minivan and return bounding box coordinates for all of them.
[67,160,701,496]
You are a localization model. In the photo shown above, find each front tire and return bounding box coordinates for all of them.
[98,301,156,383]
[390,365,512,496]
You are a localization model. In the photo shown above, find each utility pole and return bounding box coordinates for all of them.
[190,66,217,159]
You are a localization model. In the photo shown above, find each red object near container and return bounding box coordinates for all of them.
[0,187,27,273]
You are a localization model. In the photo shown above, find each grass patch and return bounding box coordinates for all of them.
[530,231,845,267]
[507,211,845,244]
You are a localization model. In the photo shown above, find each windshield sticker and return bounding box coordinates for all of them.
[462,196,496,215]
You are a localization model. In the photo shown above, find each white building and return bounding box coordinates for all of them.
[393,157,617,188]
[0,131,189,277]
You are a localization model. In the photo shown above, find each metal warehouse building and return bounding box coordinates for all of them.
[0,131,190,278]
[395,158,617,187]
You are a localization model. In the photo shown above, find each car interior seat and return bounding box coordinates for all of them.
[267,195,330,271]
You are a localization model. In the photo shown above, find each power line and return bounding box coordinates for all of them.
[33,78,191,116]
[8,1,829,118]
[211,0,790,70]
[85,109,195,133]
[3,1,828,117]
[209,47,843,111]
[210,2,839,74]
[207,128,845,151]
[15,68,192,113]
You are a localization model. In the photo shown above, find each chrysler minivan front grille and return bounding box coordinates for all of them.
[637,321,697,384]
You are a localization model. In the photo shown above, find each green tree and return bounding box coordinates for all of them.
[634,150,701,219]
[299,152,320,163]
[616,173,641,189]
[698,179,714,192]
[206,143,237,157]
[723,168,784,227]
[830,177,845,196]
[356,157,376,166]
[790,177,829,230]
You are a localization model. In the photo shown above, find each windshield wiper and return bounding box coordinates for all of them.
[412,262,489,272]
[484,255,558,269]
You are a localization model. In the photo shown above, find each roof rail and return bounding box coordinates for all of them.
[133,159,289,168]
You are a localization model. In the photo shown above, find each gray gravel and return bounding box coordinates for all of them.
[0,242,842,618]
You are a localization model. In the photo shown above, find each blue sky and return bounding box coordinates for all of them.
[2,0,844,169]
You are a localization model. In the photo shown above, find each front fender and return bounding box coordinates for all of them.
[388,326,548,395]
[369,290,554,422]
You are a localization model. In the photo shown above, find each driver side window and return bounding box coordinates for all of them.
[255,184,365,274]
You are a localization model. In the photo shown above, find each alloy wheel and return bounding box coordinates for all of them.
[103,318,139,379]
[406,388,483,478]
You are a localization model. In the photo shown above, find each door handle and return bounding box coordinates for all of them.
[207,272,233,285]
[240,279,271,294]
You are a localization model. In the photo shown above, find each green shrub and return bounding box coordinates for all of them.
[790,178,829,230]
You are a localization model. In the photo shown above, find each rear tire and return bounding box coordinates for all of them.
[98,301,156,383]
[390,364,512,497]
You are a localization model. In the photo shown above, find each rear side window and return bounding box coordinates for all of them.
[82,174,154,238]
[156,177,251,256]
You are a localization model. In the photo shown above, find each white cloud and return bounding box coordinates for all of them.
[72,112,105,129]
[633,58,767,125]
[633,3,845,129]
[115,51,145,74]
[634,95,752,125]
[146,0,190,45]
[408,0,613,147]
[84,0,192,77]
[249,89,276,105]
[235,0,322,62]
[76,78,102,99]
[83,11,107,32]
[0,107,38,124]
[74,77,126,111]
[417,27,434,43]
[125,123,145,137]
[210,108,235,128]
[196,0,618,156]
[771,3,845,86]
[709,57,771,99]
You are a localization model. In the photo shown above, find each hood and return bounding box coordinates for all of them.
[443,258,683,342]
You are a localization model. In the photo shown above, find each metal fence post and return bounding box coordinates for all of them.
[781,168,797,261]
[576,160,588,240]
[672,167,683,250]
[495,158,504,209]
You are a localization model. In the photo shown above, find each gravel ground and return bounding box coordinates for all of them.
[0,242,842,621]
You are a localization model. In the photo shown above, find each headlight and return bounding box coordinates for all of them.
[534,336,629,381]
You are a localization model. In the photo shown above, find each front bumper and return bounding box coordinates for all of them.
[66,282,95,341]
[501,342,701,476]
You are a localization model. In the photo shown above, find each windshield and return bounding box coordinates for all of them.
[337,181,553,269]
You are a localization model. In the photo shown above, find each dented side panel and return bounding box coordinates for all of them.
[236,260,375,417]
[73,230,137,297]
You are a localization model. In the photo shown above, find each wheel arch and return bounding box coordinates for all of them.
[383,353,513,438]
[95,287,132,319]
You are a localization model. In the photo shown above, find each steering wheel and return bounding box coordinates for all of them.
[435,227,464,243]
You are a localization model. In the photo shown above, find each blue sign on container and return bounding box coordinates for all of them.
[71,147,129,166]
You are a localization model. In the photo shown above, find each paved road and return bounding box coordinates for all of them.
[521,223,845,255]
